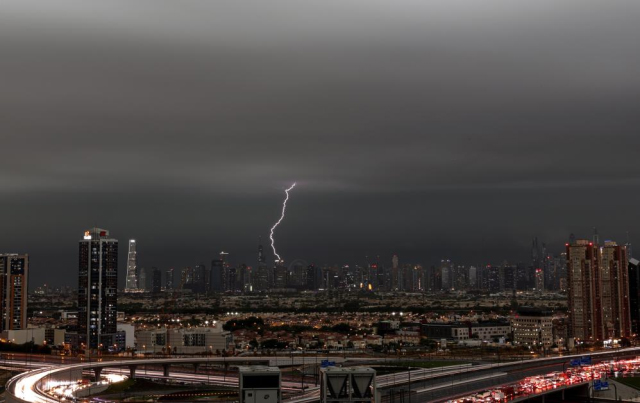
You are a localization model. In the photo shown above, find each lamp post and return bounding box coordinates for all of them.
[208,346,212,384]
[407,366,411,403]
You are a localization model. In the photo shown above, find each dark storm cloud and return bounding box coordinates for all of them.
[1,0,640,285]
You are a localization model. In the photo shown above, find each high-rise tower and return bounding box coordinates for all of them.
[391,254,399,290]
[258,237,266,265]
[566,239,631,342]
[255,238,270,291]
[124,239,138,292]
[0,254,29,331]
[600,241,631,338]
[78,228,118,349]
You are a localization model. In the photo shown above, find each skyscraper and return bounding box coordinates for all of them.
[273,261,287,288]
[440,259,452,290]
[0,254,28,331]
[600,241,631,339]
[567,239,631,342]
[78,228,118,349]
[124,239,138,292]
[139,267,147,291]
[151,267,161,293]
[254,239,270,291]
[165,268,174,290]
[211,259,224,292]
[567,240,599,341]
[180,266,193,289]
[192,263,207,294]
[224,265,237,291]
[502,264,516,291]
[628,258,640,335]
[258,237,266,266]
[391,254,399,290]
[535,269,544,291]
[306,264,318,290]
[468,266,477,289]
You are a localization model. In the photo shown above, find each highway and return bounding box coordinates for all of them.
[4,347,640,403]
[379,347,640,402]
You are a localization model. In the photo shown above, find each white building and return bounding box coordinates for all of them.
[117,323,135,349]
[512,309,553,347]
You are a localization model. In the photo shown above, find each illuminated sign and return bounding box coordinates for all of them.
[84,231,92,240]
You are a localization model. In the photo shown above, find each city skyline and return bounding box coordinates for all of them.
[7,226,636,289]
[2,0,640,286]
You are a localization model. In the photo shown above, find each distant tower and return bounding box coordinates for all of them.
[535,268,544,292]
[255,238,270,291]
[391,254,399,290]
[139,267,147,291]
[125,239,138,292]
[165,268,174,290]
[78,228,118,349]
[258,237,266,265]
[593,227,600,245]
[151,267,161,293]
[440,259,452,290]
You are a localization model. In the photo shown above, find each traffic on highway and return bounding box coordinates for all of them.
[446,356,640,402]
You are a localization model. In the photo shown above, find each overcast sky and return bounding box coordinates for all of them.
[2,0,640,287]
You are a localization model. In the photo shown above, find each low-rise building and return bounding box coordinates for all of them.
[117,323,135,349]
[1,328,46,345]
[136,326,232,354]
[470,322,511,341]
[421,321,510,342]
[512,308,553,347]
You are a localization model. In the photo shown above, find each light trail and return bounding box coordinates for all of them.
[269,182,296,262]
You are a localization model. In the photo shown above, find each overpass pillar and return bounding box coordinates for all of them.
[541,395,545,403]
[93,367,103,380]
[163,364,170,377]
[129,365,137,379]
[193,363,200,373]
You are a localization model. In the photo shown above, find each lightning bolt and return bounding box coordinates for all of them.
[270,182,296,262]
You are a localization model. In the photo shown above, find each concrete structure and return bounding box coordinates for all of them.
[136,326,232,354]
[239,366,281,403]
[512,308,554,347]
[78,228,118,349]
[321,367,376,403]
[0,254,29,331]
